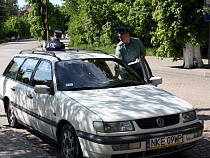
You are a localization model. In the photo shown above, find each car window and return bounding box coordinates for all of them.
[16,58,39,85]
[31,60,52,87]
[55,59,146,91]
[3,57,25,79]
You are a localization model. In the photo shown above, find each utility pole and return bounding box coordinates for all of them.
[46,0,49,43]
[209,22,210,69]
[205,0,210,69]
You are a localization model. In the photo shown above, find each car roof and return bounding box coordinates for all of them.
[16,49,115,61]
[56,51,115,60]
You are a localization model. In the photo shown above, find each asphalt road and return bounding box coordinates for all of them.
[0,39,209,158]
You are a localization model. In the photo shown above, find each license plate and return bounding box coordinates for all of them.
[147,134,183,150]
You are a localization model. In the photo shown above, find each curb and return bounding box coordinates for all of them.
[151,66,210,78]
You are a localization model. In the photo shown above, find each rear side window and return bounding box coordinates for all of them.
[16,58,39,85]
[3,57,25,79]
[32,61,52,87]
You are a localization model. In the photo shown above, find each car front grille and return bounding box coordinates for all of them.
[135,114,180,129]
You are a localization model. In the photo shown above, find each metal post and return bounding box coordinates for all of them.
[209,22,210,69]
[46,0,49,43]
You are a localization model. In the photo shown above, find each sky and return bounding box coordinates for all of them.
[18,0,64,8]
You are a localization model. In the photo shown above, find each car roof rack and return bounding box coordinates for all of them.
[61,49,109,55]
[19,50,56,57]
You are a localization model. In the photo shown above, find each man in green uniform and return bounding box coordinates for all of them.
[114,27,146,79]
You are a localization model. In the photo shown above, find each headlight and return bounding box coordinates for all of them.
[182,110,197,123]
[93,121,134,133]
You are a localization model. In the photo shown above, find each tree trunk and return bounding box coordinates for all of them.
[183,42,203,68]
[193,45,203,68]
[183,42,194,68]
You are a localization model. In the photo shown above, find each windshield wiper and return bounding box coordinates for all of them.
[65,87,96,91]
[109,81,142,88]
[65,86,108,91]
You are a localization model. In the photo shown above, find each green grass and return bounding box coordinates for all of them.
[146,47,157,56]
[70,44,116,54]
[69,44,157,56]
[0,38,12,44]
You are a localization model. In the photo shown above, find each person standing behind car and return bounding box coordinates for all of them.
[17,34,20,41]
[45,30,65,51]
[11,36,15,42]
[114,27,146,79]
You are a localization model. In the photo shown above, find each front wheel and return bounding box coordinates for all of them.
[7,101,20,127]
[60,124,83,158]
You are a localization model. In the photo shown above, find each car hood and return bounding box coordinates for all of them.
[62,84,193,121]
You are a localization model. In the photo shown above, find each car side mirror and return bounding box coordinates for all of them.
[149,77,162,86]
[34,85,51,94]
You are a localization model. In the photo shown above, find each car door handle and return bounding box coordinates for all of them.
[27,94,33,99]
[11,87,15,91]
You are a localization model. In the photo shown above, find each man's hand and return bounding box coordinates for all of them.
[114,63,120,71]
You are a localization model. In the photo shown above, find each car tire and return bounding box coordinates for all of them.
[7,101,20,128]
[60,124,83,158]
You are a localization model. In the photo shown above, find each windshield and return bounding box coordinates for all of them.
[55,58,146,91]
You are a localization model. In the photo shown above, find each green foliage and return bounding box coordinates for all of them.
[0,0,8,22]
[70,44,116,55]
[66,8,89,46]
[64,0,121,47]
[0,0,5,38]
[65,0,156,48]
[124,0,156,46]
[64,0,209,60]
[5,0,19,17]
[0,21,5,39]
[4,15,31,38]
[151,0,208,60]
[28,0,47,40]
[0,0,19,38]
[48,2,65,36]
[70,44,155,56]
[27,0,66,40]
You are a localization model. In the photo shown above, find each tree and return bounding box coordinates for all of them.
[151,0,208,68]
[63,0,89,46]
[0,0,7,22]
[27,0,65,41]
[4,15,31,38]
[64,0,123,47]
[64,0,155,47]
[0,0,7,38]
[115,0,156,47]
[27,0,47,40]
[64,0,209,69]
[5,0,18,17]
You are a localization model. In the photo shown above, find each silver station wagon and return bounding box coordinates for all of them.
[0,50,203,158]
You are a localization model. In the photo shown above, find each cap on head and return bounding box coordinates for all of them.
[54,30,62,37]
[114,27,131,36]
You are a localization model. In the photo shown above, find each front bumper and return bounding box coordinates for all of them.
[76,122,203,158]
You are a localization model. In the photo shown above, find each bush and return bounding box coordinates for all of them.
[4,16,31,38]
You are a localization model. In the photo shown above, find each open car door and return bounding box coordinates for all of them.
[140,56,162,86]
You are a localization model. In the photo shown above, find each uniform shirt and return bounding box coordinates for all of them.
[45,38,65,51]
[116,37,146,65]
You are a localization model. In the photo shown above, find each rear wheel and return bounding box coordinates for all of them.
[7,101,20,127]
[60,124,83,158]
